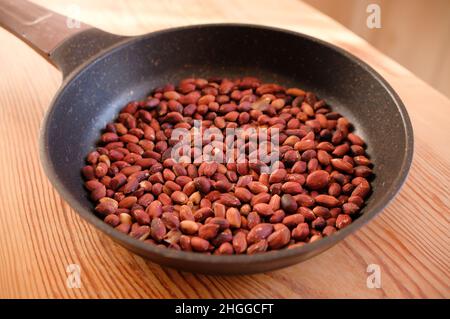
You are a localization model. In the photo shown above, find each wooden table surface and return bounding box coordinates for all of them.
[0,0,448,298]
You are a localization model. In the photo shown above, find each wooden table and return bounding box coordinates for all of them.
[0,0,448,298]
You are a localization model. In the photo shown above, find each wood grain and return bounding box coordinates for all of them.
[0,0,448,298]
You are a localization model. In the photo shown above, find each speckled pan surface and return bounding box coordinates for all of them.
[40,24,413,274]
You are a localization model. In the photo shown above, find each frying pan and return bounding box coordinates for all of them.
[0,0,413,274]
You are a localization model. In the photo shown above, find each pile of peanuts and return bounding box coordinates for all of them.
[82,77,373,254]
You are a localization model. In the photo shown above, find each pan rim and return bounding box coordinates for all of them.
[39,23,414,269]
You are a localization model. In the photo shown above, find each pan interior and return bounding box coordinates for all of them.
[43,25,410,263]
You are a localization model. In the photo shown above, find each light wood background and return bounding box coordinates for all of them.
[304,0,450,98]
[0,0,449,298]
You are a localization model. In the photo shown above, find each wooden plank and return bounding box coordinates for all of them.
[0,0,448,298]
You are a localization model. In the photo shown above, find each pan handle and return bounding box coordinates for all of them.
[0,0,127,77]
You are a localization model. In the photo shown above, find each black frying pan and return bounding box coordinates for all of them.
[0,0,413,274]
